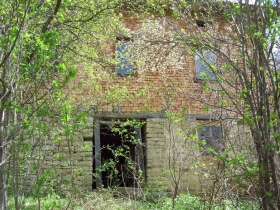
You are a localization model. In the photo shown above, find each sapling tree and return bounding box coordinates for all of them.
[0,0,125,209]
[120,0,280,208]
[162,0,280,209]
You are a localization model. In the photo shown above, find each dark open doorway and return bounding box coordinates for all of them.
[93,121,145,189]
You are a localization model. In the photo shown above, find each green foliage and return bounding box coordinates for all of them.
[8,194,71,210]
[33,170,55,198]
[8,192,258,210]
[0,0,130,209]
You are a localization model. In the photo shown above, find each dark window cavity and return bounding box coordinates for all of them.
[195,50,217,81]
[196,20,206,28]
[198,126,223,155]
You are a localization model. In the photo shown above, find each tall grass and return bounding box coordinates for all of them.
[8,191,258,210]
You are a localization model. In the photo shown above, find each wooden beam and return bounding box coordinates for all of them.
[94,121,102,188]
[135,127,145,186]
[95,112,229,120]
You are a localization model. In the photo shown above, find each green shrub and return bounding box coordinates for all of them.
[8,191,258,210]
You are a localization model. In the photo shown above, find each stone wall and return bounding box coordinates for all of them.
[41,129,93,192]
[145,118,201,194]
[38,116,251,195]
[145,118,169,191]
[39,117,202,193]
[144,118,252,195]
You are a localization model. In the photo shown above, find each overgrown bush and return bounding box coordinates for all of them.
[8,190,258,210]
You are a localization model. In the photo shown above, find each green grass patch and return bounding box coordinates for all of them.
[8,191,258,209]
[8,194,75,210]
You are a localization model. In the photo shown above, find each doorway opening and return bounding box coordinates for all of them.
[93,121,145,189]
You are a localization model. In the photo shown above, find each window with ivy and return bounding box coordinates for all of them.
[198,126,223,155]
[116,41,133,75]
[195,50,216,81]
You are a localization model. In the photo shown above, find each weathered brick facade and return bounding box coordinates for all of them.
[42,15,243,195]
[70,15,223,115]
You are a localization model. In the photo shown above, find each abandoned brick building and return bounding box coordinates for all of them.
[42,11,246,195]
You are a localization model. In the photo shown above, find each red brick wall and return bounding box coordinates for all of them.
[69,16,227,116]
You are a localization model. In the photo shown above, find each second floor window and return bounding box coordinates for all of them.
[116,42,133,75]
[195,50,216,81]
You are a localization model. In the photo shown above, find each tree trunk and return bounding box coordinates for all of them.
[0,156,8,210]
[0,102,8,209]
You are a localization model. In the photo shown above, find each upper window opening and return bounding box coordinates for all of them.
[116,36,134,75]
[195,50,217,81]
[116,35,131,42]
[196,20,205,28]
